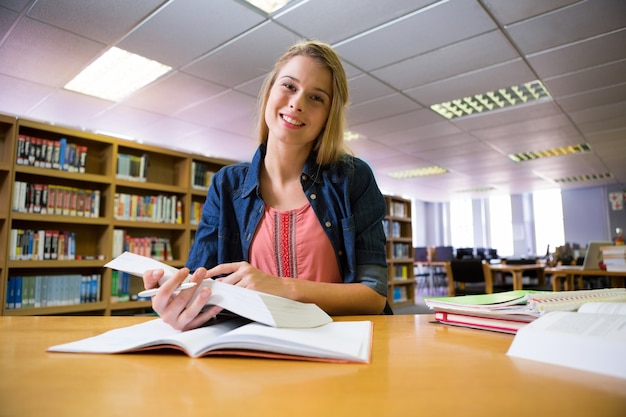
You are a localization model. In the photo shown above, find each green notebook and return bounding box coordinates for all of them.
[423,290,545,309]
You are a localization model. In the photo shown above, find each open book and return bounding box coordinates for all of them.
[47,317,373,363]
[104,252,331,328]
[507,302,626,379]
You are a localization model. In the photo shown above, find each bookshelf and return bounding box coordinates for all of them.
[383,195,415,307]
[0,116,234,316]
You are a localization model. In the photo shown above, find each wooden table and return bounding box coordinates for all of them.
[546,267,626,291]
[1,315,625,417]
[488,264,546,291]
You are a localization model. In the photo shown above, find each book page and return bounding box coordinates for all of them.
[48,318,373,363]
[507,311,626,379]
[105,252,332,328]
[47,318,245,354]
[578,302,626,316]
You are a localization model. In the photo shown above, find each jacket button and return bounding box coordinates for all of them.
[302,174,307,181]
[310,194,317,200]
[325,221,331,228]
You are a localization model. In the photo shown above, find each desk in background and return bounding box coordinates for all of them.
[488,263,546,291]
[546,267,626,291]
[1,315,624,417]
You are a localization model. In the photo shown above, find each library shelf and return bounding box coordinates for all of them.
[383,195,416,308]
[0,115,234,316]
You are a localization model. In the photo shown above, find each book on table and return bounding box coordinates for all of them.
[424,288,626,334]
[507,301,626,380]
[47,316,373,363]
[48,252,373,363]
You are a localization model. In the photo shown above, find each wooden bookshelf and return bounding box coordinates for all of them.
[383,195,416,307]
[0,116,234,316]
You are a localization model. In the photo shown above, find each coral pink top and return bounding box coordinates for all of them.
[249,203,342,283]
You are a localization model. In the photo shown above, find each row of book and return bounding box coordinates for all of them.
[112,229,174,261]
[114,192,182,224]
[601,245,626,271]
[191,161,215,190]
[5,274,102,309]
[391,242,411,259]
[16,135,87,173]
[110,270,147,303]
[388,201,408,217]
[392,264,411,279]
[190,200,204,225]
[9,229,76,261]
[13,181,101,217]
[116,153,148,182]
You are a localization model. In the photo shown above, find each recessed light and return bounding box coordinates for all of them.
[244,0,291,13]
[65,47,172,102]
[508,143,591,163]
[430,80,551,120]
[554,172,613,183]
[388,166,448,179]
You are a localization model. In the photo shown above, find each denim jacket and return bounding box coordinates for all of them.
[186,143,389,298]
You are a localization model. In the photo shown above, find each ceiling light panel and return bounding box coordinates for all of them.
[388,166,448,179]
[554,172,613,184]
[244,0,291,13]
[430,81,551,120]
[508,143,591,163]
[65,47,172,102]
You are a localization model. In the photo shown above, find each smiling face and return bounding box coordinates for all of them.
[264,55,333,152]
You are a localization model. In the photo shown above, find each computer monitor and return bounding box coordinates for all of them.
[582,241,614,270]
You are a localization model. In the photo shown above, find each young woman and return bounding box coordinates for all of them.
[143,40,390,330]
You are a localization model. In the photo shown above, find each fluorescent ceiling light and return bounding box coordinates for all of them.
[430,80,551,120]
[508,143,591,163]
[388,166,448,179]
[244,0,291,13]
[554,172,613,184]
[343,131,362,141]
[455,186,497,193]
[65,47,172,102]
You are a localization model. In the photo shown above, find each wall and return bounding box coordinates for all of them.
[562,186,611,246]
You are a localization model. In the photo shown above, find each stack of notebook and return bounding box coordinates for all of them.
[424,288,626,334]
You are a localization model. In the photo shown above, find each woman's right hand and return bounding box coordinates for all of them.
[142,267,223,330]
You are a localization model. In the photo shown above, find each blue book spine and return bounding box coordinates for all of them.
[58,138,67,171]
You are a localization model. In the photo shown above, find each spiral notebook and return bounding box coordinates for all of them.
[528,287,626,313]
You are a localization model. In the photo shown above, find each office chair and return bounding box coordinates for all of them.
[444,259,496,296]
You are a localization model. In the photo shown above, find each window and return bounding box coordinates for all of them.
[488,194,513,257]
[450,198,474,248]
[533,189,565,256]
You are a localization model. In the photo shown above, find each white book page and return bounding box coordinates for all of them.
[202,321,373,362]
[48,319,372,363]
[105,252,332,328]
[578,301,626,316]
[507,311,626,379]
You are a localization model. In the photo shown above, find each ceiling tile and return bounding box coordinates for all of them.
[124,72,227,115]
[183,21,300,88]
[117,0,266,67]
[27,0,166,44]
[372,30,519,91]
[334,0,496,71]
[275,0,436,44]
[0,17,105,86]
[481,0,579,24]
[505,0,626,54]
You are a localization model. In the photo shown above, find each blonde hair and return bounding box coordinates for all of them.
[257,40,349,165]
